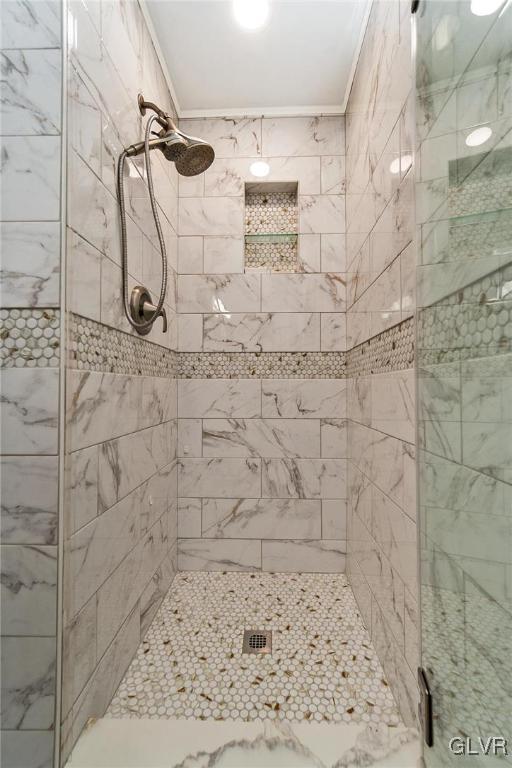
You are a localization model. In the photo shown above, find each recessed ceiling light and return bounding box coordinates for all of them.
[233,0,269,30]
[465,126,493,147]
[470,0,503,15]
[250,160,270,177]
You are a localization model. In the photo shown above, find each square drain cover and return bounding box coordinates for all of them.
[242,629,272,655]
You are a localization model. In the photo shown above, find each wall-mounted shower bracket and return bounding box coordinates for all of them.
[138,93,172,129]
[130,285,167,336]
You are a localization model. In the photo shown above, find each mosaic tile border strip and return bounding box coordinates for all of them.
[417,264,512,365]
[0,308,60,368]
[346,317,415,377]
[178,351,346,379]
[69,314,178,377]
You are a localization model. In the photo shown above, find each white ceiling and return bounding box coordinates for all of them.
[144,0,370,117]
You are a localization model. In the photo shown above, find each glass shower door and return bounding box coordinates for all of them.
[415,0,512,764]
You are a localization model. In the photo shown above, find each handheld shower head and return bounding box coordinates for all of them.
[126,95,215,176]
[174,132,215,176]
[158,129,188,162]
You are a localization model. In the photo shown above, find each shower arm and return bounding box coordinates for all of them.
[138,94,176,131]
[125,95,179,158]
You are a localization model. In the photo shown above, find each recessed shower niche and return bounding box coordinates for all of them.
[244,181,298,272]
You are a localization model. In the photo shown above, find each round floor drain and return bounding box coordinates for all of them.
[242,629,272,654]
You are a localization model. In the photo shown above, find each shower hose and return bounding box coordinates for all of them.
[116,114,167,332]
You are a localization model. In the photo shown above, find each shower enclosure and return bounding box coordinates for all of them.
[1,0,511,765]
[415,0,512,764]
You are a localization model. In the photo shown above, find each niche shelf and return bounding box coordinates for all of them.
[244,181,298,273]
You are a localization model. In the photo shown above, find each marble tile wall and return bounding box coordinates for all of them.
[0,2,62,766]
[61,0,179,761]
[345,0,419,728]
[176,115,347,572]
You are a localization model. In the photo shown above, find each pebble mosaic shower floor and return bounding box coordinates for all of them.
[107,572,400,726]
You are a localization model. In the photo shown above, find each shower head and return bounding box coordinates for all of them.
[125,95,215,176]
[158,129,188,162]
[174,131,215,176]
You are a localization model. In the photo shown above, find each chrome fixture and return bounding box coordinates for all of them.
[242,629,272,655]
[117,95,215,335]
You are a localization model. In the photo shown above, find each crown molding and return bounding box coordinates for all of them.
[179,105,344,119]
[139,0,373,120]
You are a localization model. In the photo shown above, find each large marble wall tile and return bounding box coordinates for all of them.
[299,195,346,234]
[101,0,142,103]
[0,457,58,544]
[321,418,347,458]
[0,49,61,135]
[61,597,96,717]
[178,313,203,351]
[203,237,244,273]
[361,545,405,651]
[178,379,261,418]
[1,636,56,729]
[1,545,57,635]
[371,370,415,442]
[178,498,202,537]
[68,150,119,262]
[262,379,345,418]
[261,273,345,313]
[178,274,261,313]
[68,62,102,176]
[348,463,373,532]
[139,462,176,536]
[178,236,203,274]
[321,233,346,273]
[67,371,142,451]
[179,197,243,237]
[202,418,320,459]
[67,231,101,321]
[68,488,140,612]
[140,377,176,429]
[261,116,344,157]
[178,538,261,571]
[321,155,346,195]
[321,313,347,351]
[0,221,60,308]
[139,554,176,638]
[372,487,417,591]
[177,419,202,457]
[178,457,260,498]
[179,118,261,158]
[67,445,98,536]
[71,607,140,744]
[262,458,346,499]
[98,421,172,511]
[204,156,321,197]
[203,312,320,352]
[262,539,346,573]
[0,730,54,768]
[0,136,60,221]
[95,517,168,657]
[0,368,59,455]
[322,499,347,540]
[1,0,61,48]
[201,498,321,539]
